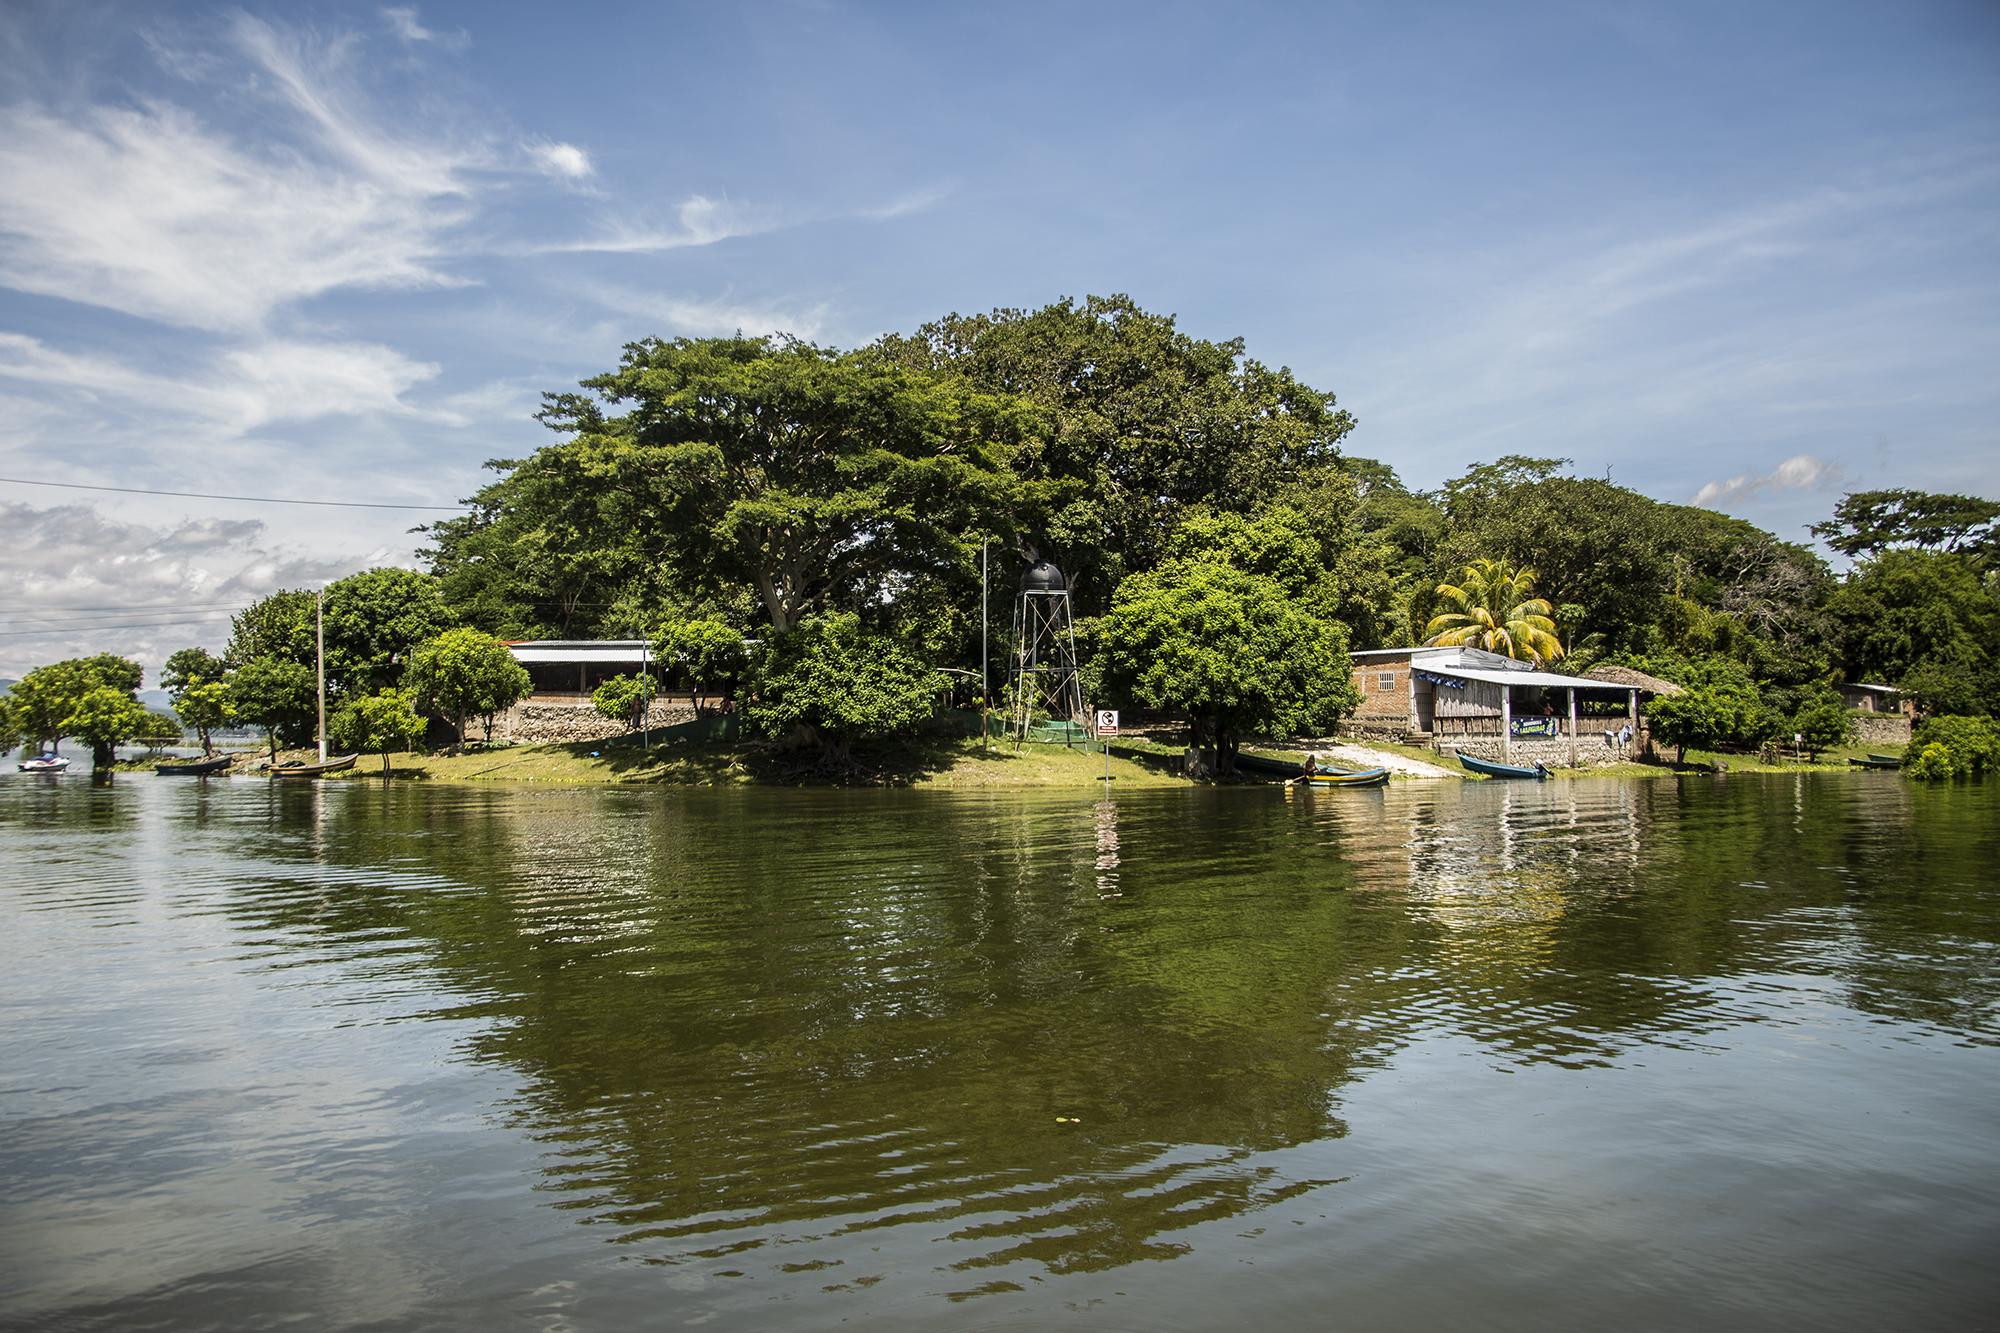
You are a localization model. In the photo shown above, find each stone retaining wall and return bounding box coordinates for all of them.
[1439,735,1639,769]
[1852,712,1911,745]
[496,698,699,745]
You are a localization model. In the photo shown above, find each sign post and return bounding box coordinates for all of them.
[1095,709,1119,783]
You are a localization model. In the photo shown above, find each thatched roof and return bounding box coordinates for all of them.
[1584,665,1683,696]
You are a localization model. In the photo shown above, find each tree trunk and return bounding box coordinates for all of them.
[381,751,392,777]
[92,740,115,769]
[269,730,279,760]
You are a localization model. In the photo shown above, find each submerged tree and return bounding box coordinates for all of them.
[8,655,144,755]
[1422,560,1565,664]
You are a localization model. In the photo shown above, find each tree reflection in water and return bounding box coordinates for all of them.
[187,777,2000,1288]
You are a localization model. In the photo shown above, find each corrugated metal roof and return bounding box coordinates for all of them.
[508,641,649,664]
[1424,664,1635,690]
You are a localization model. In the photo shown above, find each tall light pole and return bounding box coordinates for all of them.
[315,586,327,762]
[981,537,989,754]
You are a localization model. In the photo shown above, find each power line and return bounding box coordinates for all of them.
[0,615,238,639]
[0,476,465,511]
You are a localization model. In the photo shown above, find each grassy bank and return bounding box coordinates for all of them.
[317,734,1181,789]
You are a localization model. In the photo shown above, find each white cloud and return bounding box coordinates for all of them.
[1691,453,1838,509]
[381,6,466,48]
[0,95,468,333]
[533,194,781,255]
[854,184,952,221]
[578,286,830,341]
[0,332,442,434]
[527,139,593,180]
[0,501,378,678]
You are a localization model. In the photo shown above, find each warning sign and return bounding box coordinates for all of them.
[1095,709,1119,735]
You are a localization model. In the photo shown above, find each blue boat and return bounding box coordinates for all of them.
[1457,751,1551,781]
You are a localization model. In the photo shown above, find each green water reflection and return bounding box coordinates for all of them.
[2,773,1996,1326]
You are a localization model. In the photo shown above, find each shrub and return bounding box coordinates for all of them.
[1905,715,1999,779]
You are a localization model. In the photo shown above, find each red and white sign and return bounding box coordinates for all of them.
[1095,709,1120,735]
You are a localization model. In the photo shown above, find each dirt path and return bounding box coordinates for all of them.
[1308,741,1458,778]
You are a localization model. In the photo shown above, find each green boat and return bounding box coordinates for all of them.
[1235,751,1390,787]
[1848,755,1902,770]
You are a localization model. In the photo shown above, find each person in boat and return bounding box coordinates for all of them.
[1293,752,1321,784]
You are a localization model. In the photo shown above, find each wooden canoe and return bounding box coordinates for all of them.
[1301,767,1390,788]
[1848,755,1902,769]
[1457,752,1551,780]
[270,754,357,778]
[157,755,232,776]
[1236,751,1389,787]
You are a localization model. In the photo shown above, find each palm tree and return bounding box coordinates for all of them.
[1422,560,1565,664]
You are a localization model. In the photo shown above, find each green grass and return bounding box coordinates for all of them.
[318,733,1179,789]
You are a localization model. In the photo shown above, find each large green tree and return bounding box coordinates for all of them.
[871,295,1356,609]
[8,655,144,755]
[653,618,748,714]
[1828,549,1999,699]
[1810,489,1999,562]
[226,572,452,699]
[1096,559,1357,774]
[65,685,153,769]
[227,656,317,758]
[437,337,1032,644]
[173,682,234,756]
[330,688,426,776]
[743,612,945,754]
[405,628,532,749]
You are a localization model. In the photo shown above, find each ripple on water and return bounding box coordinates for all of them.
[1,773,1997,1328]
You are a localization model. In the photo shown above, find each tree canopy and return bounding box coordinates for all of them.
[743,612,945,752]
[1096,558,1357,772]
[1809,489,2000,562]
[405,628,532,749]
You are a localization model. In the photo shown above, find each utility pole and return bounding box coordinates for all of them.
[315,587,327,762]
[981,537,989,754]
[640,637,651,751]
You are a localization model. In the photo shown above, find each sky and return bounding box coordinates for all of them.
[1,0,1995,678]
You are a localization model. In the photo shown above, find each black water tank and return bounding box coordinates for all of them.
[1020,559,1067,593]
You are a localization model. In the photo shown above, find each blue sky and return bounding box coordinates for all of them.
[1,0,1995,674]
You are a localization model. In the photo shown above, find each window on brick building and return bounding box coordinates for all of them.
[1378,672,1395,691]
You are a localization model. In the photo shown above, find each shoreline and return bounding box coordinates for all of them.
[95,734,1906,789]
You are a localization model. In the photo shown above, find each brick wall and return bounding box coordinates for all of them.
[1351,657,1412,726]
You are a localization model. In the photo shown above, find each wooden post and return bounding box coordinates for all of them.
[1628,689,1639,753]
[1501,685,1512,761]
[1567,687,1578,767]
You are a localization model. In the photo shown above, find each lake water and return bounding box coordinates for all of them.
[2,773,1996,1329]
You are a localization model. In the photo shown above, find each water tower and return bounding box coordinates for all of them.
[1010,556,1086,741]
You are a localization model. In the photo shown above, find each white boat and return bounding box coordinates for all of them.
[18,754,70,774]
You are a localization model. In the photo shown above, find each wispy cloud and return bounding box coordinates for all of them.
[578,286,830,341]
[381,6,468,50]
[0,16,484,332]
[854,184,953,221]
[531,194,781,255]
[1691,453,1838,509]
[0,333,442,434]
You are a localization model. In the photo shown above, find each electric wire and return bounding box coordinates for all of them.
[0,475,464,511]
